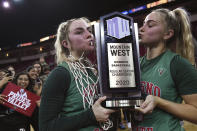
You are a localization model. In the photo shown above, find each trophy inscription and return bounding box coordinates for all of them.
[108,43,135,88]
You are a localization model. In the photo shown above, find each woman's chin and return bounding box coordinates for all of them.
[139,40,146,46]
[139,39,143,44]
[19,85,27,89]
[88,45,95,50]
[83,47,95,53]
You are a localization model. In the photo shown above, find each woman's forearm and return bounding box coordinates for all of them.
[156,96,197,124]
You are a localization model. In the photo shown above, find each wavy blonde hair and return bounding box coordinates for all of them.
[153,8,195,65]
[54,17,90,64]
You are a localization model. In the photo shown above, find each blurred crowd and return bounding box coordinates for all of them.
[0,56,51,131]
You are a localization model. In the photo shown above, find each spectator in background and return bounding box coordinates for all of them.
[33,61,43,77]
[13,72,40,131]
[27,66,38,81]
[26,66,42,96]
[0,69,6,81]
[7,65,16,78]
[39,56,48,67]
[0,72,39,131]
[0,69,14,88]
[0,69,13,89]
[39,64,51,83]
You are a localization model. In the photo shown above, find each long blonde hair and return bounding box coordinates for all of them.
[153,8,195,65]
[54,17,90,64]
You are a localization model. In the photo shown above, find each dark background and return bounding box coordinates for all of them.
[0,0,196,49]
[0,0,157,48]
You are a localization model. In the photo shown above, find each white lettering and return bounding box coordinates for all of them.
[7,90,31,110]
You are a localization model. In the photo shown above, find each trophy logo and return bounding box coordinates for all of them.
[106,17,130,39]
[93,12,143,108]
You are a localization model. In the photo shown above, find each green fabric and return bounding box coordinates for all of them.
[58,62,100,131]
[170,55,197,95]
[138,50,184,131]
[39,66,99,131]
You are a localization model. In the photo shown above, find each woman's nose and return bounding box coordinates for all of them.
[21,80,25,83]
[85,30,93,39]
[139,26,144,33]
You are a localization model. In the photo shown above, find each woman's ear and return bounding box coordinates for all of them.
[61,40,70,49]
[163,29,174,40]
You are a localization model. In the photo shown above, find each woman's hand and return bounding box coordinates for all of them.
[136,95,158,114]
[33,81,43,96]
[0,75,13,88]
[0,94,7,104]
[92,96,115,122]
[36,99,41,107]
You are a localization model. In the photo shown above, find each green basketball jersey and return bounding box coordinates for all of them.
[137,50,185,131]
[59,62,102,131]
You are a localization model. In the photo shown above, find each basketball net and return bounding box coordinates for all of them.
[67,53,113,130]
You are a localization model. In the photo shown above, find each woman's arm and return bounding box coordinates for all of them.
[39,67,96,131]
[33,79,43,96]
[137,56,197,124]
[0,75,12,89]
[138,94,197,124]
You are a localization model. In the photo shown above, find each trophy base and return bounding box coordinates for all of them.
[102,97,144,109]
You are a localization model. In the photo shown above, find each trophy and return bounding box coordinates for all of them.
[93,12,143,108]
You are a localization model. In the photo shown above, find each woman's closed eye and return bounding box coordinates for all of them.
[75,30,83,34]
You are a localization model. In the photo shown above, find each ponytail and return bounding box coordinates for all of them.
[54,22,70,64]
[173,8,195,65]
[153,8,195,65]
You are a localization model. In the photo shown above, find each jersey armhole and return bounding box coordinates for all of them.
[57,66,71,95]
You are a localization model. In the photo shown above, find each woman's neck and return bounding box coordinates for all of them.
[146,44,166,60]
[70,51,85,60]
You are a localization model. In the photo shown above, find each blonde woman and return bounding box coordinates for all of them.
[136,8,197,131]
[39,17,115,131]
